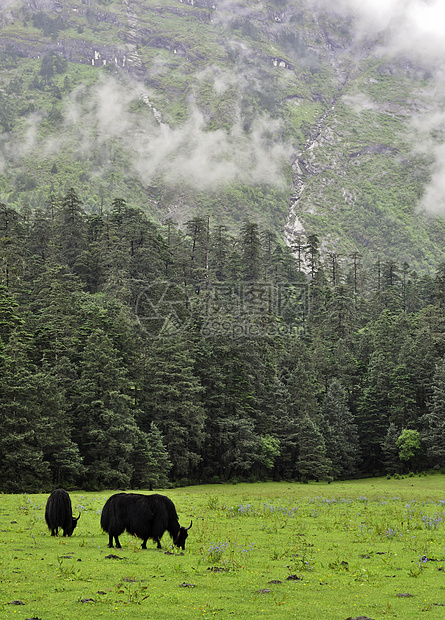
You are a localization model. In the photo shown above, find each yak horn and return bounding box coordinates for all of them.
[186,520,193,530]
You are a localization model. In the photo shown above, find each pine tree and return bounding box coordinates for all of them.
[356,370,390,473]
[185,216,210,289]
[0,285,23,345]
[0,334,51,491]
[73,213,106,293]
[142,335,205,479]
[305,233,320,280]
[388,364,418,428]
[318,379,360,479]
[219,416,261,479]
[422,357,445,468]
[55,188,86,270]
[325,284,356,339]
[356,310,406,473]
[285,341,320,420]
[131,423,171,489]
[0,203,25,290]
[28,260,83,365]
[381,423,402,475]
[72,329,140,488]
[35,364,83,487]
[240,221,262,281]
[297,414,331,482]
[209,224,233,281]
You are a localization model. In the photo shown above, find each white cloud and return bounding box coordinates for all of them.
[316,0,445,61]
[61,75,292,190]
[315,0,445,216]
[342,93,376,114]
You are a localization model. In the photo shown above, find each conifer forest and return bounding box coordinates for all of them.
[1,190,445,493]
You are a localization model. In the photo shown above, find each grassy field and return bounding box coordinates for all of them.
[1,476,445,619]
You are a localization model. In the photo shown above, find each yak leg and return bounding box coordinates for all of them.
[141,540,147,549]
[155,538,162,549]
[51,528,58,536]
[108,533,121,548]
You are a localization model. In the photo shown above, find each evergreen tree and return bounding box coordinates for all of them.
[27,201,57,262]
[291,233,305,273]
[185,216,210,289]
[28,260,83,365]
[55,188,86,270]
[73,213,106,293]
[381,423,402,475]
[220,416,261,479]
[142,335,205,479]
[400,307,445,418]
[0,334,51,491]
[305,233,321,280]
[388,364,418,428]
[35,364,83,487]
[325,284,356,339]
[240,221,262,281]
[318,379,360,479]
[131,423,171,489]
[72,329,140,488]
[422,357,445,468]
[356,310,408,473]
[297,414,331,482]
[209,224,233,281]
[194,335,267,480]
[0,285,23,345]
[0,203,25,290]
[356,357,391,473]
[434,262,445,308]
[285,340,320,420]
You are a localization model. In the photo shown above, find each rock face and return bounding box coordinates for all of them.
[0,1,443,268]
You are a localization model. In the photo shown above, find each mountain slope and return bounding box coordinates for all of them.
[1,0,444,270]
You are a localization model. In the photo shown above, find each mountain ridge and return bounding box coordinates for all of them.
[1,0,445,271]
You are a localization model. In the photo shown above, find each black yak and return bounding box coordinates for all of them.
[100,493,192,550]
[45,488,80,537]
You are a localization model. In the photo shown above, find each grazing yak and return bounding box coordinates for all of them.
[45,488,80,537]
[100,493,192,550]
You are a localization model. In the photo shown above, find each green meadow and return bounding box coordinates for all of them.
[1,476,445,620]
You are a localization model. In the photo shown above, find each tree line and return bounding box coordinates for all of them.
[1,189,445,492]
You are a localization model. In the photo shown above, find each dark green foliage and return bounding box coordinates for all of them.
[0,285,23,344]
[381,423,402,475]
[421,357,445,469]
[0,331,81,491]
[0,196,445,491]
[56,188,86,270]
[297,415,331,482]
[0,334,51,491]
[32,12,66,38]
[131,422,172,489]
[318,379,360,479]
[72,328,140,488]
[3,0,445,491]
[141,335,205,480]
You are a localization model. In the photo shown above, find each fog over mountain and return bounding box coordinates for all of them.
[1,0,445,267]
[321,0,445,216]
